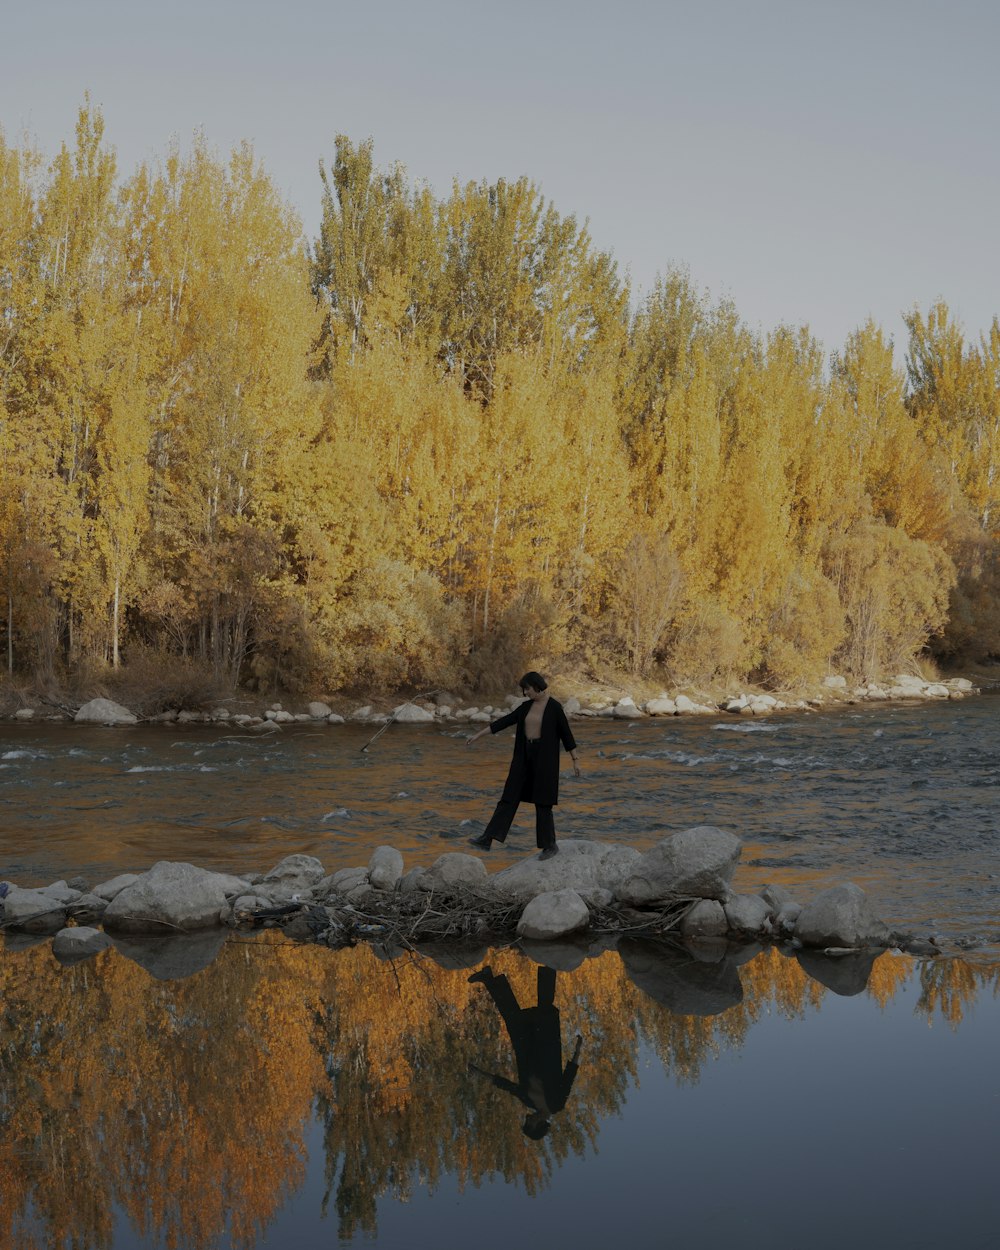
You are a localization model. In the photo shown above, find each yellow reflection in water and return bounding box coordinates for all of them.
[1,937,997,1249]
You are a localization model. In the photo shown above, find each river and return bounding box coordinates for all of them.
[2,693,999,1249]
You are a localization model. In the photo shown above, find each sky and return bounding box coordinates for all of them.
[2,0,998,361]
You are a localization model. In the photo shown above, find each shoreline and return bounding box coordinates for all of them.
[0,670,986,729]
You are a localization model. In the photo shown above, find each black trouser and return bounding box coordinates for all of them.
[484,739,555,849]
[483,799,555,849]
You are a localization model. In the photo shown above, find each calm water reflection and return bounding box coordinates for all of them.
[1,932,997,1249]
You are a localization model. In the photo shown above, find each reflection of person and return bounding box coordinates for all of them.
[469,964,583,1139]
[466,671,579,859]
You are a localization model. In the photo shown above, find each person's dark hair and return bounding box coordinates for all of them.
[519,671,547,693]
[522,1113,551,1139]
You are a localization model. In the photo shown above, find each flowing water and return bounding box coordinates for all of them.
[2,693,1000,1249]
[3,689,1000,944]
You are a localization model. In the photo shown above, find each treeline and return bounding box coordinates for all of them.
[1,104,998,695]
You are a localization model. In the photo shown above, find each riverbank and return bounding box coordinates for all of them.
[0,669,982,728]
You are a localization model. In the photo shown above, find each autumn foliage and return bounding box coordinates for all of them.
[2,105,998,696]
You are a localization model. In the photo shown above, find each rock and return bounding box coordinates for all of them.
[368,846,404,890]
[723,695,748,712]
[308,701,333,718]
[350,705,373,721]
[925,683,950,698]
[326,712,345,724]
[74,697,138,725]
[392,701,435,723]
[52,926,113,965]
[93,873,141,902]
[33,880,83,905]
[230,893,275,915]
[793,883,890,948]
[14,707,34,720]
[724,893,771,935]
[645,697,677,715]
[111,929,228,980]
[563,696,581,715]
[619,938,743,1015]
[949,677,974,691]
[774,901,802,935]
[674,694,697,713]
[493,840,640,902]
[325,867,370,895]
[580,887,615,908]
[612,697,643,719]
[517,889,590,940]
[399,867,427,894]
[67,893,109,923]
[255,854,326,896]
[103,861,238,932]
[796,948,880,996]
[759,883,793,914]
[615,826,741,907]
[679,898,728,938]
[418,853,488,890]
[823,675,847,689]
[2,886,69,933]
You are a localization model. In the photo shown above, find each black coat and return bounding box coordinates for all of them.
[489,698,577,807]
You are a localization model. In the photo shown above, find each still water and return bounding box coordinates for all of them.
[2,694,1000,1249]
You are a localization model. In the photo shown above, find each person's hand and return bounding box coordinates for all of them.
[573,760,581,778]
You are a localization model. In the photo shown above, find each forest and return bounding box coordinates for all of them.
[2,103,999,699]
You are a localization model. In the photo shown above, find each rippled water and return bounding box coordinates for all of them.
[2,689,1000,945]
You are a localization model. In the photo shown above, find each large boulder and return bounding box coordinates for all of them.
[103,861,237,932]
[74,697,138,725]
[418,853,488,890]
[618,939,744,1015]
[516,889,590,941]
[392,701,435,723]
[254,854,326,898]
[368,846,404,890]
[93,873,141,902]
[679,898,728,939]
[615,826,741,907]
[2,885,69,933]
[793,883,890,949]
[724,893,772,936]
[493,840,640,902]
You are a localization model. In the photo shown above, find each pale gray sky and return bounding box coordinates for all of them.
[2,0,998,359]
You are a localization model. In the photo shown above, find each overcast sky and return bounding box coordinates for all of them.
[2,0,998,360]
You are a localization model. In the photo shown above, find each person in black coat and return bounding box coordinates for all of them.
[466,671,579,859]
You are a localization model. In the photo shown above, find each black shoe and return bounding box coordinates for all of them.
[468,833,492,850]
[538,844,559,860]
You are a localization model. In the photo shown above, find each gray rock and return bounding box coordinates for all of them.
[308,701,333,718]
[111,929,228,980]
[724,893,772,935]
[103,861,236,932]
[679,898,728,938]
[645,697,677,715]
[52,926,113,964]
[93,873,141,902]
[67,893,109,923]
[368,846,405,890]
[326,867,370,895]
[255,854,326,896]
[399,867,428,894]
[759,882,793,914]
[580,887,615,908]
[33,880,83,905]
[793,883,890,948]
[418,853,488,890]
[796,948,880,996]
[2,886,68,933]
[392,701,435,723]
[517,889,590,941]
[230,893,274,915]
[74,697,138,725]
[774,901,803,935]
[494,840,640,902]
[616,826,741,907]
[612,697,643,718]
[619,938,744,1015]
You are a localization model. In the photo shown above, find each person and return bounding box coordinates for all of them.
[468,964,583,1139]
[466,671,579,859]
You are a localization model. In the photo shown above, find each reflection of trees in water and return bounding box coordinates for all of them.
[1,937,997,1248]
